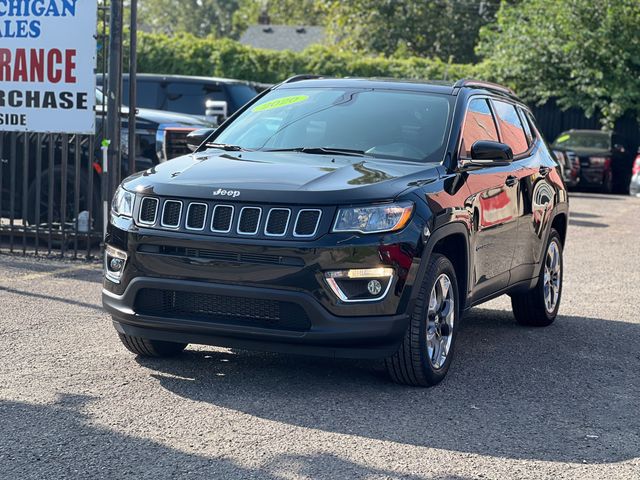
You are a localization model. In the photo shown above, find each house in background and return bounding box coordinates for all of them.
[240,13,325,52]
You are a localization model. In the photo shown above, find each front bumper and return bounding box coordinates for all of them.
[102,215,426,359]
[104,276,409,358]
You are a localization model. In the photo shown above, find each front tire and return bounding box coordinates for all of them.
[118,333,187,357]
[385,254,460,387]
[511,229,563,327]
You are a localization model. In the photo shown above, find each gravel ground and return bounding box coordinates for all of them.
[1,192,639,479]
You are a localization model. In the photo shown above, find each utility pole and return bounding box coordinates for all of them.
[128,0,138,177]
[106,0,123,199]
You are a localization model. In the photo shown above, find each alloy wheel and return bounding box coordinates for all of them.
[426,273,455,369]
[543,240,561,313]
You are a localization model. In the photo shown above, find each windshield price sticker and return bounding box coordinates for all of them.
[252,95,309,112]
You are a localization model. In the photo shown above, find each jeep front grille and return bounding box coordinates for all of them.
[135,196,326,240]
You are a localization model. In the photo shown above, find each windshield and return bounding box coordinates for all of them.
[213,87,452,163]
[553,131,611,150]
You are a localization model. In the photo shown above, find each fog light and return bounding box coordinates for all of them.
[367,279,382,295]
[109,258,124,272]
[325,267,394,303]
[105,245,128,284]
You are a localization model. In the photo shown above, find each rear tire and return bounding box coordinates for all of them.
[385,254,460,387]
[511,229,563,327]
[118,333,187,357]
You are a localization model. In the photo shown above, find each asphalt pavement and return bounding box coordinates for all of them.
[1,192,639,479]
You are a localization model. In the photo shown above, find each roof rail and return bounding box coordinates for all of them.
[282,74,323,84]
[454,79,516,96]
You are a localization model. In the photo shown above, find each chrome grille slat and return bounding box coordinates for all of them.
[237,207,262,235]
[185,202,207,231]
[265,208,291,237]
[211,204,234,233]
[139,197,159,225]
[161,200,183,228]
[294,209,322,237]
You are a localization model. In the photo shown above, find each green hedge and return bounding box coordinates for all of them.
[129,32,476,84]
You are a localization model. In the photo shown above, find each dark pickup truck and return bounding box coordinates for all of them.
[0,88,211,233]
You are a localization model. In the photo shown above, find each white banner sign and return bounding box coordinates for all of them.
[0,0,97,133]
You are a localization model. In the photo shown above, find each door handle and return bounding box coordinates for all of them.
[505,175,518,187]
[539,166,551,177]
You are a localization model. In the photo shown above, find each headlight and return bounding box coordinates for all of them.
[333,202,414,234]
[111,186,134,218]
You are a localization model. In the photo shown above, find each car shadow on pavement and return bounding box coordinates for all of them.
[137,308,640,465]
[568,219,609,228]
[1,394,454,479]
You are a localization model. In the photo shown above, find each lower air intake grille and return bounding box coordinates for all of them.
[134,289,311,331]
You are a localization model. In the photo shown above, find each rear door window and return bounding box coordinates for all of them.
[492,100,529,155]
[460,98,499,158]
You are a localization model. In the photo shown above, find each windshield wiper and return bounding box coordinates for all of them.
[205,142,245,151]
[265,147,366,157]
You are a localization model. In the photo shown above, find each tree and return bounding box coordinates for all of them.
[138,0,240,38]
[477,0,640,126]
[324,0,503,63]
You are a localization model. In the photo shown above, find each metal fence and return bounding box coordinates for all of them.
[0,132,103,259]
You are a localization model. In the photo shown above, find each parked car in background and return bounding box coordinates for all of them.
[98,74,259,125]
[551,129,635,193]
[630,150,640,197]
[0,89,211,234]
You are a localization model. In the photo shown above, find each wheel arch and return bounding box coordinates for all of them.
[412,222,471,312]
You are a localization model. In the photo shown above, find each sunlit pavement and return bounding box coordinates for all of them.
[1,192,639,479]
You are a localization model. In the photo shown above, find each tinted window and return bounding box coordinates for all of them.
[121,80,162,110]
[492,100,529,155]
[163,82,226,115]
[214,88,453,163]
[460,98,498,158]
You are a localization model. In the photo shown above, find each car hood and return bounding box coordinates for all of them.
[122,150,440,204]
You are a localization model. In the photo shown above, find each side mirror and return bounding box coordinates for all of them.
[186,128,216,152]
[471,140,513,161]
[613,143,625,153]
[205,100,228,125]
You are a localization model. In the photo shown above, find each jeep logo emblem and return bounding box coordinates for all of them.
[213,188,240,198]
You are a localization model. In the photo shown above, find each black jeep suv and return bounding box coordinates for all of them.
[103,76,569,387]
